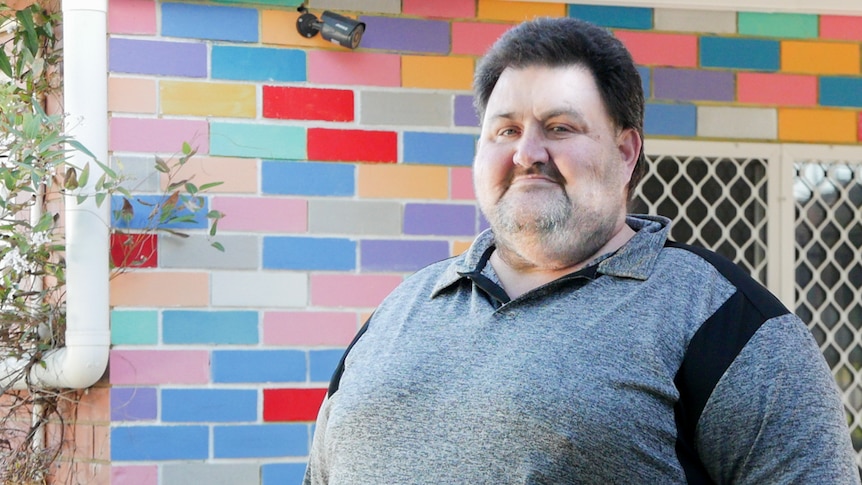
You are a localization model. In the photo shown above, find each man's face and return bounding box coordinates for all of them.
[473,64,640,267]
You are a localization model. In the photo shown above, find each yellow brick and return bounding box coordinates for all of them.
[477,0,566,21]
[261,9,351,49]
[160,156,258,194]
[781,41,860,75]
[402,55,474,90]
[358,164,449,199]
[109,77,156,114]
[110,272,210,307]
[160,81,256,118]
[778,108,858,143]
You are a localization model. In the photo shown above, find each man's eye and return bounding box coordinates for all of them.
[498,128,519,136]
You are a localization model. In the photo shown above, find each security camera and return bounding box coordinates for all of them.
[296,9,366,50]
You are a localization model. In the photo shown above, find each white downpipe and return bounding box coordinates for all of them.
[0,0,110,390]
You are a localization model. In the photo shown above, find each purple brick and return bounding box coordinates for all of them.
[404,204,477,236]
[109,38,207,77]
[358,16,449,53]
[479,213,490,232]
[455,95,480,127]
[111,387,157,421]
[361,240,450,272]
[653,68,734,102]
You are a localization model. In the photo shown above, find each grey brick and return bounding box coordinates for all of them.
[163,463,259,485]
[360,91,452,127]
[654,9,736,34]
[309,0,400,14]
[212,271,307,308]
[309,200,401,235]
[159,234,259,269]
[111,155,160,193]
[697,106,777,140]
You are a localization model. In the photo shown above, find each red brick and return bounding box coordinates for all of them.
[263,86,354,122]
[452,22,512,56]
[820,15,862,41]
[614,31,697,67]
[307,128,397,163]
[403,0,475,18]
[737,72,817,106]
[263,388,328,422]
[309,51,400,87]
[111,233,157,268]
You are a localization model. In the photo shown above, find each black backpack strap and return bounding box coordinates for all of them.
[327,316,371,398]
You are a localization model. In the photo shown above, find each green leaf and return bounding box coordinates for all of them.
[198,181,224,191]
[67,139,96,160]
[184,182,198,195]
[77,162,90,188]
[209,217,220,237]
[211,241,225,252]
[95,192,106,207]
[154,156,170,173]
[0,50,12,78]
[16,9,39,56]
[76,194,87,205]
[94,159,117,179]
[182,141,192,156]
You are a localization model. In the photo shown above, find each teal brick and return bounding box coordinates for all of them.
[210,122,306,160]
[214,424,308,458]
[568,4,652,29]
[163,310,259,345]
[738,12,818,39]
[820,77,862,108]
[111,310,158,345]
[700,37,779,71]
[403,132,475,167]
[212,46,306,82]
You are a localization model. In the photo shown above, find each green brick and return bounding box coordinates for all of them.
[210,122,306,160]
[111,310,158,345]
[738,12,818,39]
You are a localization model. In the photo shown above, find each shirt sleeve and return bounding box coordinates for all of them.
[696,313,860,484]
[303,395,332,485]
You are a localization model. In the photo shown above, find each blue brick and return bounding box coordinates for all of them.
[162,389,258,422]
[111,195,208,230]
[310,349,344,382]
[262,161,355,196]
[700,37,780,71]
[645,103,696,137]
[568,5,652,29]
[109,39,206,77]
[820,77,862,108]
[262,463,308,485]
[212,46,306,82]
[163,310,259,345]
[403,132,476,167]
[111,425,208,461]
[210,122,306,160]
[215,424,308,458]
[637,66,650,98]
[263,237,356,271]
[359,16,449,53]
[162,3,258,42]
[212,350,307,383]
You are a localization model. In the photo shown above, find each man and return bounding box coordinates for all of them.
[304,17,859,484]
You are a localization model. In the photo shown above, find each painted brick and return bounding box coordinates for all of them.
[111,194,209,230]
[568,5,652,29]
[455,95,480,127]
[111,466,157,485]
[653,8,736,34]
[404,203,477,236]
[308,200,401,235]
[311,274,403,308]
[109,350,209,385]
[700,37,780,71]
[212,46,306,82]
[613,31,697,68]
[452,22,510,56]
[110,117,209,154]
[309,0,400,13]
[163,464,259,485]
[262,463,308,485]
[738,12,818,39]
[110,272,209,307]
[211,271,308,308]
[163,310,259,345]
[111,233,157,269]
[111,387,157,421]
[111,426,208,461]
[160,81,256,118]
[859,113,862,142]
[219,0,302,5]
[637,66,651,98]
[310,349,346,382]
[261,9,338,48]
[111,310,158,345]
[164,156,258,194]
[697,107,777,140]
[358,164,449,199]
[307,128,397,163]
[644,103,697,137]
[820,77,862,108]
[358,16,449,53]
[778,108,858,143]
[263,311,359,346]
[653,68,734,102]
[214,424,308,458]
[261,161,355,196]
[161,2,257,42]
[737,73,817,106]
[451,167,475,200]
[263,236,357,271]
[361,240,450,272]
[308,51,400,87]
[263,86,354,122]
[263,388,327,422]
[159,234,258,269]
[453,240,473,255]
[404,0,475,18]
[109,0,156,34]
[402,55,474,90]
[109,77,156,114]
[210,122,306,160]
[109,39,206,77]
[162,389,258,422]
[211,197,307,232]
[212,350,307,383]
[820,15,862,41]
[477,0,565,21]
[360,91,452,127]
[782,41,860,75]
[111,154,159,192]
[404,132,475,167]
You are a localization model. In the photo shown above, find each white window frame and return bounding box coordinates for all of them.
[509,0,862,16]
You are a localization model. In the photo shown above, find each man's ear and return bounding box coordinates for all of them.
[617,128,642,177]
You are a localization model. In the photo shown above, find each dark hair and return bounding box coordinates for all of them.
[473,17,646,199]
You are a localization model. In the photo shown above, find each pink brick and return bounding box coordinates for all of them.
[109,350,209,385]
[311,274,402,308]
[212,197,307,232]
[108,0,156,35]
[263,311,359,346]
[309,51,400,87]
[110,117,209,154]
[820,15,862,41]
[614,31,697,67]
[112,466,157,485]
[452,22,512,56]
[451,167,475,200]
[403,0,475,18]
[738,72,817,106]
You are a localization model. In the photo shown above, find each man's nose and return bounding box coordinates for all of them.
[512,128,549,167]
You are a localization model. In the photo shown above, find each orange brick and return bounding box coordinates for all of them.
[781,41,860,75]
[161,81,256,118]
[614,31,698,67]
[402,55,474,90]
[160,156,258,194]
[76,387,111,423]
[261,9,352,49]
[477,0,565,21]
[110,272,209,307]
[778,108,858,143]
[109,77,156,114]
[452,240,473,255]
[737,72,817,106]
[358,164,449,199]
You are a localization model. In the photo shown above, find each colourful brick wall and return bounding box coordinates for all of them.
[102,0,862,483]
